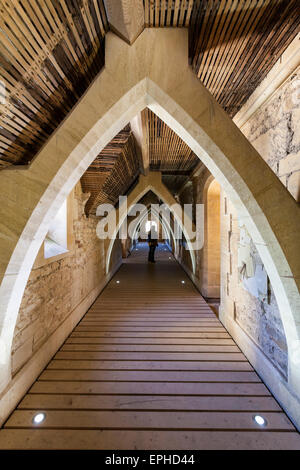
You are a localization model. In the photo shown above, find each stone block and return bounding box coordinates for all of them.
[291,107,300,149]
[282,77,300,113]
[12,207,120,374]
[278,152,300,176]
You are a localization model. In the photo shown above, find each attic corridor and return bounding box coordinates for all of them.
[0,244,299,450]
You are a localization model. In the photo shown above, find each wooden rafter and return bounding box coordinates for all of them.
[81,125,140,215]
[189,0,300,116]
[0,0,108,166]
[144,108,199,179]
[144,0,194,27]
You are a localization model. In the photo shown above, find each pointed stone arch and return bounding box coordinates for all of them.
[201,176,221,299]
[104,172,195,275]
[0,29,299,426]
[130,205,177,253]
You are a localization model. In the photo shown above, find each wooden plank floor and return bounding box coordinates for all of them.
[0,244,300,449]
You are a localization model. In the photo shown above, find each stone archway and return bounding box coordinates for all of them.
[104,172,195,275]
[201,177,221,299]
[0,29,299,426]
[127,205,177,255]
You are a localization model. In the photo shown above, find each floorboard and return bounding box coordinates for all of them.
[1,243,299,449]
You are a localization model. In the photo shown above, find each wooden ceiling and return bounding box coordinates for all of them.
[1,0,299,209]
[0,0,108,167]
[145,108,199,174]
[144,108,199,193]
[144,0,194,27]
[81,125,140,215]
[189,0,300,116]
[81,110,199,214]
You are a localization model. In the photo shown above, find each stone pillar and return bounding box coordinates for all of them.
[104,0,144,44]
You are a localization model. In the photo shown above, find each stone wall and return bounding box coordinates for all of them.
[220,192,288,377]
[162,68,298,380]
[219,71,299,378]
[11,183,122,375]
[175,70,298,377]
[240,68,300,202]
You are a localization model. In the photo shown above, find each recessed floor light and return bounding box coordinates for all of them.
[181,280,185,284]
[253,415,267,427]
[116,280,120,284]
[33,412,46,425]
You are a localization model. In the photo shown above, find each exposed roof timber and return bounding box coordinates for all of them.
[145,108,199,176]
[162,174,189,195]
[189,160,207,178]
[81,125,140,215]
[189,0,300,116]
[233,32,300,128]
[160,169,193,176]
[80,106,202,214]
[0,0,298,170]
[0,0,108,167]
[175,161,208,197]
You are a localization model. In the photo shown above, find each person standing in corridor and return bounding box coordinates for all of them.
[147,227,158,263]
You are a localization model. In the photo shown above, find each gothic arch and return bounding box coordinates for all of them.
[105,172,195,275]
[128,206,176,250]
[201,177,221,299]
[0,29,299,414]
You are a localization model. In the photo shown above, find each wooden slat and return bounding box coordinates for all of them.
[37,369,260,382]
[69,331,235,338]
[146,0,194,27]
[60,344,240,352]
[143,108,199,193]
[46,360,251,371]
[79,318,220,323]
[145,0,149,26]
[189,0,300,116]
[5,410,292,430]
[74,326,227,332]
[1,429,300,450]
[53,351,245,361]
[29,381,269,396]
[65,336,234,347]
[81,125,140,214]
[0,0,108,165]
[18,394,279,410]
